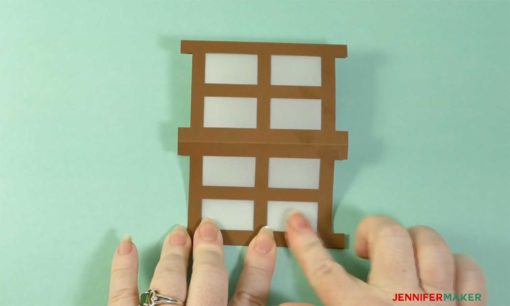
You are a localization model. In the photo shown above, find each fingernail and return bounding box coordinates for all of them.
[286,210,312,233]
[199,218,219,242]
[118,235,133,255]
[254,226,275,254]
[168,225,188,246]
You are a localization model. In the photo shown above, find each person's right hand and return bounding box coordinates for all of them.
[282,213,487,306]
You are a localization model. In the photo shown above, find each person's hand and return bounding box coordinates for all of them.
[107,219,277,306]
[107,213,487,306]
[282,213,487,306]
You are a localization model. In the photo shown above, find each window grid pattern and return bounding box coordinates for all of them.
[178,40,348,248]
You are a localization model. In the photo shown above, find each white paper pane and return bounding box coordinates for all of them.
[205,53,258,84]
[267,201,318,231]
[203,97,257,128]
[270,98,321,130]
[269,158,320,189]
[202,199,254,230]
[271,55,321,86]
[203,156,256,187]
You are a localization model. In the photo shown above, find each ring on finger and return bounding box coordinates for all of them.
[140,289,185,306]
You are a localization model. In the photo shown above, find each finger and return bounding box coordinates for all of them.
[279,303,314,306]
[454,254,487,306]
[187,219,228,306]
[409,226,455,292]
[355,216,419,289]
[108,235,139,306]
[285,211,365,306]
[150,225,192,303]
[230,227,276,306]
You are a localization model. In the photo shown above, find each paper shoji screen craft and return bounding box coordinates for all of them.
[178,40,348,248]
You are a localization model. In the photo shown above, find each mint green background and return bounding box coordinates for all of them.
[1,1,509,305]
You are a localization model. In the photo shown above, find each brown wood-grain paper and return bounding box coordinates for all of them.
[178,40,349,248]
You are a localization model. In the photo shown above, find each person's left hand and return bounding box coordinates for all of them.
[107,219,276,306]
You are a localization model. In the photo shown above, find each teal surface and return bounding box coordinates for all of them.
[1,1,509,305]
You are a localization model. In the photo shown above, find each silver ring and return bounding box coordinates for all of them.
[140,289,184,306]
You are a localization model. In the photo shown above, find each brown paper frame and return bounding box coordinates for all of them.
[178,40,349,249]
